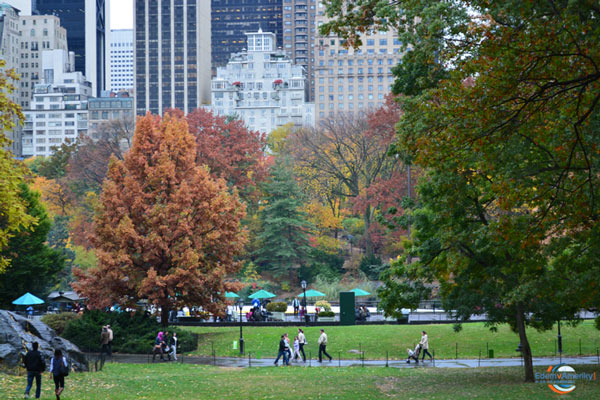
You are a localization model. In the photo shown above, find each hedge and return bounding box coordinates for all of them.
[266,302,288,312]
[62,310,197,354]
[41,313,81,335]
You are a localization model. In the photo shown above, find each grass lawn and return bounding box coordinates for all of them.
[183,321,600,360]
[1,363,598,399]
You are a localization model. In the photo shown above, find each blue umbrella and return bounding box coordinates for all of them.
[12,292,44,305]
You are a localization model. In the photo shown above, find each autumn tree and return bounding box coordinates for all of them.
[67,116,135,193]
[0,183,64,306]
[73,112,247,326]
[322,0,600,381]
[290,97,406,256]
[0,60,35,271]
[186,108,268,204]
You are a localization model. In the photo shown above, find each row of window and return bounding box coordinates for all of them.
[318,84,392,93]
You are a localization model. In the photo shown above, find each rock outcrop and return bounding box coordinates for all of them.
[0,310,87,371]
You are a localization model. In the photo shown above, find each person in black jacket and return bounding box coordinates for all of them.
[273,334,290,366]
[23,342,45,399]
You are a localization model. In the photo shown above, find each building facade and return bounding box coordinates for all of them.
[18,15,68,109]
[211,0,282,75]
[211,29,314,134]
[34,0,109,96]
[108,29,133,91]
[88,91,134,137]
[22,49,92,157]
[282,0,316,101]
[134,0,211,115]
[0,3,22,155]
[314,4,402,122]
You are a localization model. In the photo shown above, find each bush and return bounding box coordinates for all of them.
[314,300,332,312]
[266,302,288,312]
[41,313,81,335]
[359,254,383,280]
[62,309,197,354]
[318,311,335,317]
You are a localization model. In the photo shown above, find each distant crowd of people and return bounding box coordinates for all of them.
[273,328,332,366]
[152,331,178,362]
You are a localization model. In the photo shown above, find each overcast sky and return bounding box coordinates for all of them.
[110,0,133,30]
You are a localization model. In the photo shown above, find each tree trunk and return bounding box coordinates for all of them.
[363,205,373,257]
[160,302,170,328]
[516,303,534,382]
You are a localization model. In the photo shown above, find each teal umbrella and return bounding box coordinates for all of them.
[12,292,44,305]
[248,289,276,299]
[297,289,326,298]
[350,288,371,297]
[225,291,240,298]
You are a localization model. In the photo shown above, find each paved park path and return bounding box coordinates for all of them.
[92,353,599,369]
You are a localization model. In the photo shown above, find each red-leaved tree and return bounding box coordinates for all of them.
[73,112,247,326]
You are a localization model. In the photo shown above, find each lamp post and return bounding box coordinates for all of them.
[238,299,244,355]
[301,280,307,326]
[557,319,562,363]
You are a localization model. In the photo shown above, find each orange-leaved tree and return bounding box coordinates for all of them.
[73,112,247,326]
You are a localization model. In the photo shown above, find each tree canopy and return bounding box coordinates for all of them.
[73,112,247,326]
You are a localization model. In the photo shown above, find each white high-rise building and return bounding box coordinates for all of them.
[22,49,92,157]
[0,3,22,155]
[211,29,314,134]
[108,29,133,91]
[18,15,68,109]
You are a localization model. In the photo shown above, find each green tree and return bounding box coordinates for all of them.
[253,158,313,279]
[323,0,600,382]
[0,183,65,306]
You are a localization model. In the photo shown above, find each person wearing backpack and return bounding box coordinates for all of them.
[23,341,45,399]
[50,349,68,400]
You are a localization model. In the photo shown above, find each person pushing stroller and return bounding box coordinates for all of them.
[406,343,421,364]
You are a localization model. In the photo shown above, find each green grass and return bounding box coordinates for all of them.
[183,321,600,360]
[1,363,598,399]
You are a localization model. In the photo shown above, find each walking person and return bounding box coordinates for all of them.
[100,326,110,358]
[162,331,172,361]
[297,328,307,362]
[292,336,302,361]
[284,333,293,362]
[23,342,45,399]
[318,329,332,362]
[49,349,68,400]
[420,331,433,362]
[106,325,114,357]
[169,332,178,361]
[152,331,164,362]
[274,334,289,366]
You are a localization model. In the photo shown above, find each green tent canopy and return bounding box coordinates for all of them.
[248,289,276,299]
[224,292,240,298]
[297,289,326,298]
[350,288,371,297]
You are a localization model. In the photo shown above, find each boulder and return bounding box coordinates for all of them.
[0,310,88,371]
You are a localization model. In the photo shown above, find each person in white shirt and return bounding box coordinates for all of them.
[169,332,178,360]
[297,328,307,361]
[317,329,332,362]
[419,331,433,361]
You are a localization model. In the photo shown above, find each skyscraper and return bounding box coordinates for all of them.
[34,0,109,96]
[282,0,316,101]
[134,0,211,115]
[211,0,282,75]
[108,29,133,91]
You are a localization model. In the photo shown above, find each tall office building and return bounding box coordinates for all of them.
[211,29,314,134]
[34,0,109,96]
[211,0,282,74]
[134,0,211,115]
[108,29,133,91]
[314,4,403,122]
[18,15,68,109]
[282,0,316,101]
